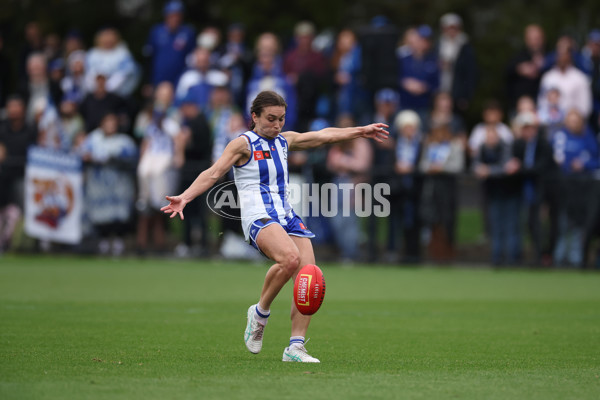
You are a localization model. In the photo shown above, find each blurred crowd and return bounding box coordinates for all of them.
[1,1,600,268]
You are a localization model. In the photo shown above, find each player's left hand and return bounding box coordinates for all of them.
[362,123,389,143]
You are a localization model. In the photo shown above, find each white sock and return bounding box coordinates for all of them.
[289,336,305,348]
[255,304,270,324]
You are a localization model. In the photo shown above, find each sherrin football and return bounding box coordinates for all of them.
[294,264,326,315]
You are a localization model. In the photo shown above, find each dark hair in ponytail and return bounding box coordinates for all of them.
[249,90,287,130]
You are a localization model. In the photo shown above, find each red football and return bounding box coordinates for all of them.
[294,264,326,315]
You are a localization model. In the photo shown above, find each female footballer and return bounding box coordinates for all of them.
[161,90,389,362]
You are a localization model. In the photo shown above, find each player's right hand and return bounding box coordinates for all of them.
[161,195,187,220]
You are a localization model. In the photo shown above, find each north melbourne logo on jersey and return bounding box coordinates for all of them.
[253,150,272,160]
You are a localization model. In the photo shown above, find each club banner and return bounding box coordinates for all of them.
[24,146,83,244]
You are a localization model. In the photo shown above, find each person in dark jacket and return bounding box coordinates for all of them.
[437,13,478,116]
[0,96,37,251]
[473,125,522,265]
[175,95,213,257]
[509,111,556,265]
[506,24,549,111]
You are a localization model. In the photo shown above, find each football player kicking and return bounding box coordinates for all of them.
[161,91,388,362]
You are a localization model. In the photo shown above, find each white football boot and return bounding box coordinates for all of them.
[282,344,320,363]
[244,305,266,354]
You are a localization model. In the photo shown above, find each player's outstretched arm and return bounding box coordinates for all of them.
[282,123,389,151]
[160,136,249,220]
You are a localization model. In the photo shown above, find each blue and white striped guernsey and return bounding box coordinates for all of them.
[233,130,293,240]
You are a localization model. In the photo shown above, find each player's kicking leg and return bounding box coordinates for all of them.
[244,224,300,354]
[282,236,320,363]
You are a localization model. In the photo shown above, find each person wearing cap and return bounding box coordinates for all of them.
[144,0,196,87]
[174,92,213,257]
[365,88,400,262]
[397,24,439,113]
[436,13,477,115]
[508,111,556,266]
[577,29,600,132]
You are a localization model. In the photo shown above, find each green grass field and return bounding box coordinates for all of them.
[1,256,599,400]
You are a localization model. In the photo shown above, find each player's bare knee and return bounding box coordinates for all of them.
[280,250,300,278]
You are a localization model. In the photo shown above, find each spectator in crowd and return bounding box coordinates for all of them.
[422,91,467,142]
[0,142,17,253]
[62,29,85,60]
[136,82,185,253]
[538,43,592,120]
[85,27,141,98]
[511,95,538,127]
[18,22,44,82]
[61,50,87,104]
[175,94,213,257]
[358,15,400,116]
[196,26,223,66]
[284,21,328,130]
[246,44,297,129]
[506,24,548,111]
[366,89,400,261]
[515,95,537,114]
[48,59,66,98]
[510,111,556,265]
[43,32,62,66]
[34,97,67,150]
[218,23,253,110]
[144,0,196,88]
[398,25,439,113]
[419,125,464,262]
[537,87,565,140]
[175,47,228,109]
[58,95,85,149]
[397,27,419,58]
[79,74,128,133]
[552,110,599,267]
[326,114,372,262]
[392,110,423,263]
[0,96,37,251]
[252,32,283,75]
[208,89,246,238]
[331,29,363,117]
[18,53,63,125]
[437,13,478,116]
[472,125,522,265]
[468,99,514,157]
[577,29,600,132]
[78,113,137,256]
[208,85,240,162]
[0,33,11,108]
